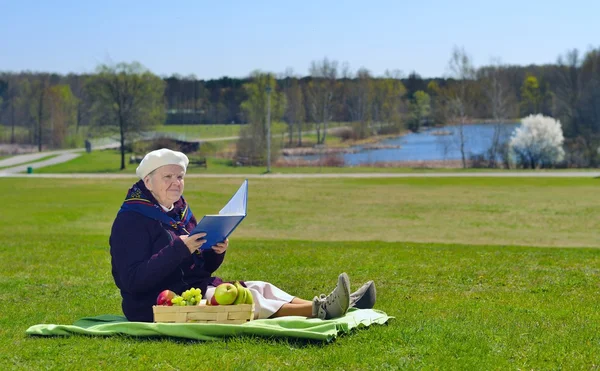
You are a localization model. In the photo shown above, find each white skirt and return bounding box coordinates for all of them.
[205,281,295,319]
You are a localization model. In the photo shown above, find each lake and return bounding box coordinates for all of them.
[289,123,519,165]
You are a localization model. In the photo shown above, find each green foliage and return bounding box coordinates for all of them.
[520,75,543,115]
[409,90,431,132]
[86,62,166,169]
[372,77,406,134]
[237,72,286,165]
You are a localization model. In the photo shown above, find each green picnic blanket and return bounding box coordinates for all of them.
[26,308,391,342]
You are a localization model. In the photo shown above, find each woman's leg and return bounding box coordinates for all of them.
[271,302,313,318]
[244,281,298,319]
[290,297,312,304]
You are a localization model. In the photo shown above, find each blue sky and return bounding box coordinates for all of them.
[1,0,598,79]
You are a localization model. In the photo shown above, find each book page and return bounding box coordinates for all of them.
[219,180,248,215]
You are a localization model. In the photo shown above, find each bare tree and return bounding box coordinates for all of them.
[446,46,475,168]
[66,73,92,135]
[306,58,338,144]
[281,68,304,146]
[27,75,50,152]
[346,68,372,138]
[481,58,516,167]
[554,49,583,137]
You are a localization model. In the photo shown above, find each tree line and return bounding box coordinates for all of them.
[1,46,599,167]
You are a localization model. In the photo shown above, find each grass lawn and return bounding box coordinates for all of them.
[1,177,599,369]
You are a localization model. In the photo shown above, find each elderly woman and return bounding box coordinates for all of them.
[110,148,375,322]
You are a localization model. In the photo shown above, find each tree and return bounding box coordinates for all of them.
[86,62,166,170]
[281,69,305,146]
[446,46,475,168]
[66,73,92,134]
[346,68,372,138]
[237,71,285,165]
[509,114,565,168]
[409,91,431,132]
[26,76,50,152]
[480,58,517,167]
[46,84,77,148]
[306,58,338,144]
[372,71,406,134]
[520,75,543,116]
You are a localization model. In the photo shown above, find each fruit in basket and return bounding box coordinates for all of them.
[245,288,254,304]
[233,281,247,305]
[171,296,185,306]
[181,287,202,306]
[209,295,219,305]
[214,283,238,305]
[156,290,177,306]
[165,288,203,306]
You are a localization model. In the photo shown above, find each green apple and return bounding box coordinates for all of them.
[214,283,238,305]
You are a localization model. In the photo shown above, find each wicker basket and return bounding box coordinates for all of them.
[153,304,255,324]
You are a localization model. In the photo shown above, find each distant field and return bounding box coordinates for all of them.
[4,176,598,248]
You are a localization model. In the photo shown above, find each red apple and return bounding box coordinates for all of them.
[213,283,238,305]
[210,295,219,306]
[156,290,177,306]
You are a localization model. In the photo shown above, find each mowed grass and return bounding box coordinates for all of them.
[1,177,599,369]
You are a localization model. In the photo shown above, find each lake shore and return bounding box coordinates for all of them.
[281,143,402,156]
[276,157,471,168]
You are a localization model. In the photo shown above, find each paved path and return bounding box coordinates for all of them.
[0,142,121,174]
[0,153,82,174]
[1,171,598,179]
[0,149,79,168]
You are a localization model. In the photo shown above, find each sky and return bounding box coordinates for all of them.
[1,0,599,79]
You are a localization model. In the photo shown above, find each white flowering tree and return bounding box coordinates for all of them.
[509,114,565,168]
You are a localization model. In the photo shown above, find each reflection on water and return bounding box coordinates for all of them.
[291,123,519,165]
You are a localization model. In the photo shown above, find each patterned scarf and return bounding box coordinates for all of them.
[119,180,202,265]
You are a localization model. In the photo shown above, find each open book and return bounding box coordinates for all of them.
[189,179,248,250]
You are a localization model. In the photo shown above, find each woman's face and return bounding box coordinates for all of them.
[144,164,185,208]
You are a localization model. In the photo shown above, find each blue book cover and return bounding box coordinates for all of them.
[190,179,248,250]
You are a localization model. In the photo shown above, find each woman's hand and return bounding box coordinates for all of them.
[211,238,228,254]
[180,233,207,254]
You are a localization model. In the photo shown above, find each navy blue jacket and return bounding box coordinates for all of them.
[109,208,225,322]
